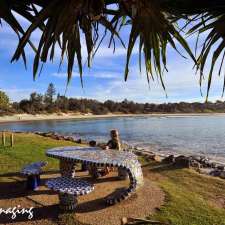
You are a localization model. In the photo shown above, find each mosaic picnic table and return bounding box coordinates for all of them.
[46,146,144,205]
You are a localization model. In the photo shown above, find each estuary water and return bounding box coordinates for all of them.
[0,115,225,163]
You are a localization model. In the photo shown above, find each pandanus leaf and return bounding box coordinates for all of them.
[1,0,225,101]
[189,13,225,100]
[124,0,196,93]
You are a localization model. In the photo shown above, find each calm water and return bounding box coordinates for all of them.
[0,115,225,162]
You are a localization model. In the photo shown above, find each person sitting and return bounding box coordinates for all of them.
[89,130,128,179]
[105,129,121,150]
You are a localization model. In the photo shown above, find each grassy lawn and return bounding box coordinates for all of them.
[0,132,78,176]
[0,133,224,225]
[143,159,225,225]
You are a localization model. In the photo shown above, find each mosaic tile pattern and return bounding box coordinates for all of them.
[46,177,94,195]
[46,177,94,211]
[21,161,47,176]
[46,146,144,205]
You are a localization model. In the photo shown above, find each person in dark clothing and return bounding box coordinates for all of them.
[89,130,121,179]
[105,129,121,150]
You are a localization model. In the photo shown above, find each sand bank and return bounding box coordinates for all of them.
[0,112,225,123]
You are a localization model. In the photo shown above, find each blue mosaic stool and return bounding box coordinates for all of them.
[26,175,39,190]
[21,161,47,190]
[46,177,94,211]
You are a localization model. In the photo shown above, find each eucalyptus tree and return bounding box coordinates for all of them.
[1,0,225,100]
[0,91,10,110]
[44,83,56,109]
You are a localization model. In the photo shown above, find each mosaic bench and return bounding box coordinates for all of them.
[46,177,94,211]
[21,161,47,190]
[46,146,144,206]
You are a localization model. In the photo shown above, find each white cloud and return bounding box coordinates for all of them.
[94,46,132,58]
[52,70,120,79]
[51,73,69,78]
[1,13,224,103]
[72,57,224,103]
[0,16,137,68]
[3,88,34,102]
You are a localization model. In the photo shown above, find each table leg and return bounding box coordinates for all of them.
[58,160,77,211]
[58,193,77,211]
[118,168,128,180]
[59,159,76,178]
[26,175,38,190]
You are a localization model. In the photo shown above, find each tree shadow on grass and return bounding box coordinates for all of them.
[0,177,90,225]
[76,187,127,213]
[0,171,129,224]
[0,178,56,200]
[0,170,60,181]
[0,172,21,178]
[88,176,121,184]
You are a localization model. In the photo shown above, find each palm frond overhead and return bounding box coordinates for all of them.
[122,0,196,92]
[0,0,225,99]
[188,13,225,100]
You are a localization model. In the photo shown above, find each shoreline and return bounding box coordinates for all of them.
[27,131,225,166]
[1,113,225,165]
[137,147,225,166]
[1,112,225,124]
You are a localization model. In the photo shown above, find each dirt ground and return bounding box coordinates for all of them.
[0,170,165,225]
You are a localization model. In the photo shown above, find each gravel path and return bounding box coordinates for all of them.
[0,170,165,225]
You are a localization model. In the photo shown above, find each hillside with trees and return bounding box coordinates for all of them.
[1,83,225,116]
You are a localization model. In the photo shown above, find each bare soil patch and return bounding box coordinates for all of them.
[0,170,165,225]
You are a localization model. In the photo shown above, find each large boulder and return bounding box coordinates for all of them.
[220,171,225,179]
[209,169,222,177]
[42,132,54,137]
[153,155,163,162]
[191,155,202,162]
[174,155,192,168]
[190,160,201,169]
[217,165,225,171]
[76,139,88,144]
[162,155,175,164]
[198,168,212,175]
[64,136,74,141]
[89,140,97,147]
[206,161,217,168]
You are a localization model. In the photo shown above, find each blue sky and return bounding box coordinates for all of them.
[0,14,224,103]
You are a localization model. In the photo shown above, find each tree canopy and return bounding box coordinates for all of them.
[1,0,225,100]
[3,86,225,115]
[0,91,10,110]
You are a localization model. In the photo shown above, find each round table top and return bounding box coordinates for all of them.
[46,146,140,169]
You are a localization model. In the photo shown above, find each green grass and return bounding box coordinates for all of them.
[145,161,225,225]
[0,133,87,224]
[0,132,78,175]
[0,133,225,225]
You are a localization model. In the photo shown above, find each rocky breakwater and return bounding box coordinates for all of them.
[133,147,225,180]
[34,131,95,146]
[33,131,131,150]
[30,131,225,180]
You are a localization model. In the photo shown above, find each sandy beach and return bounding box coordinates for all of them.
[0,112,225,123]
[0,113,137,123]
